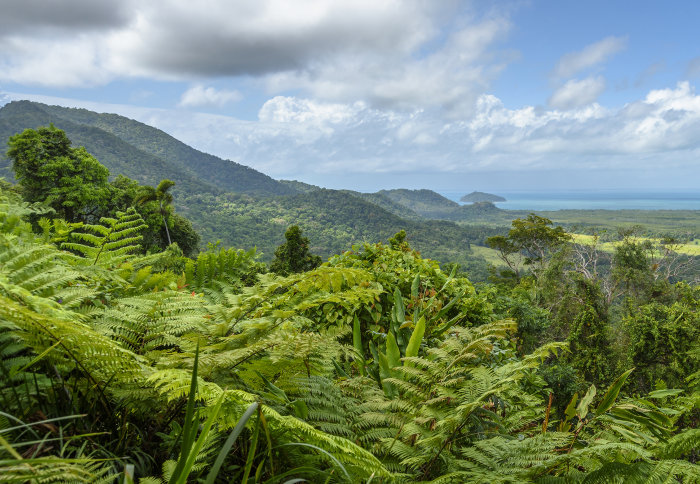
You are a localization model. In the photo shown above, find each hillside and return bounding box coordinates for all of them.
[278,179,322,193]
[342,190,422,220]
[0,100,296,197]
[377,188,460,218]
[461,191,506,202]
[0,102,508,279]
[0,101,217,195]
[178,188,502,272]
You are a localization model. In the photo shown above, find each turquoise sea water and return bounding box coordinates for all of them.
[439,191,700,211]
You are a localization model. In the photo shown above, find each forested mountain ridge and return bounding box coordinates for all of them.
[179,188,501,274]
[0,100,220,195]
[2,101,696,281]
[0,100,297,197]
[378,188,459,217]
[0,102,505,278]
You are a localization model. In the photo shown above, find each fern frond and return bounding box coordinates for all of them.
[62,208,146,267]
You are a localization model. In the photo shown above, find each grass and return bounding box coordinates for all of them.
[470,245,506,266]
[571,234,700,256]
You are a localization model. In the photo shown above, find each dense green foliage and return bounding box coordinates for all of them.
[3,101,696,285]
[5,125,200,257]
[1,180,698,482]
[177,189,503,277]
[0,100,296,197]
[8,124,110,223]
[270,225,322,275]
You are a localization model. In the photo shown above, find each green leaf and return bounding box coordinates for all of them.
[377,351,390,380]
[353,314,365,376]
[577,384,596,419]
[386,331,401,369]
[291,400,309,420]
[646,388,684,399]
[404,316,425,367]
[256,371,289,403]
[169,344,200,484]
[393,287,405,324]
[411,274,420,300]
[175,394,224,484]
[241,409,260,484]
[564,393,578,422]
[332,359,349,378]
[205,402,259,484]
[595,368,633,416]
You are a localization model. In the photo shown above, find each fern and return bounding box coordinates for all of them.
[96,290,206,356]
[62,207,146,267]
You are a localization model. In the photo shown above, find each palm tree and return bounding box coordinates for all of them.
[136,179,175,246]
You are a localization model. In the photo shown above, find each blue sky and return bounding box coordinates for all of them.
[1,0,699,192]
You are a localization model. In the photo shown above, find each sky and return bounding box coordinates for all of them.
[1,0,700,193]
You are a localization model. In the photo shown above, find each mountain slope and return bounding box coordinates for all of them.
[0,101,218,195]
[0,100,297,197]
[378,188,460,218]
[178,188,502,269]
[0,100,505,279]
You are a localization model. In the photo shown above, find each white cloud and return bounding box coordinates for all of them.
[553,36,627,78]
[178,85,242,108]
[549,76,606,109]
[264,17,511,116]
[0,1,511,116]
[0,35,112,87]
[6,81,700,189]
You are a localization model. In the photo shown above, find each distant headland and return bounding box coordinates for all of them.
[460,191,506,203]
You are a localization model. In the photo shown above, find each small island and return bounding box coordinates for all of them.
[460,191,506,203]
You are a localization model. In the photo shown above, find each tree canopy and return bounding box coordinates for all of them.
[270,225,322,275]
[7,124,110,222]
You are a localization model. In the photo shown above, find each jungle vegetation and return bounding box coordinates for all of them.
[0,126,698,482]
[3,100,697,286]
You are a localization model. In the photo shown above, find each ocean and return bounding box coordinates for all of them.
[438,190,700,211]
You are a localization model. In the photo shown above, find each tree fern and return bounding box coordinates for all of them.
[96,290,206,356]
[62,207,146,267]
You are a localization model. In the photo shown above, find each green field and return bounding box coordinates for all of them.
[571,233,700,256]
[470,244,507,266]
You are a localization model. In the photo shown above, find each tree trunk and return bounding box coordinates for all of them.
[160,201,172,245]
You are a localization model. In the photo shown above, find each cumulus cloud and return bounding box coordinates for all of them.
[0,35,112,87]
[548,76,606,109]
[264,17,511,116]
[0,1,510,115]
[6,81,700,188]
[178,85,242,108]
[163,82,700,176]
[553,36,627,78]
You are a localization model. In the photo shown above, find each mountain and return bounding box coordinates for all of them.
[461,191,506,202]
[278,179,322,193]
[0,101,216,194]
[0,100,506,279]
[0,100,296,197]
[178,188,502,271]
[337,191,419,220]
[377,189,459,218]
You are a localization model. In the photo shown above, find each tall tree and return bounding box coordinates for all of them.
[7,125,110,222]
[136,179,176,246]
[486,214,571,281]
[270,225,322,275]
